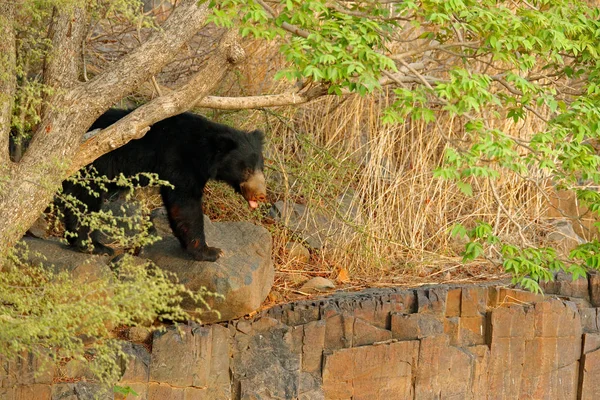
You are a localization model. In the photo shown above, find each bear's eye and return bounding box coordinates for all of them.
[238,162,252,177]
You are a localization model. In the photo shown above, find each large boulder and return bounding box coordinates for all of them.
[20,208,274,323]
[140,209,273,322]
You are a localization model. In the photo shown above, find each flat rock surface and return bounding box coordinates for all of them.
[20,237,112,283]
[141,211,273,322]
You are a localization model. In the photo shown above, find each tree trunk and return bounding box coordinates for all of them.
[0,3,16,167]
[0,1,244,258]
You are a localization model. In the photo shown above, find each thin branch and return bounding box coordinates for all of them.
[328,1,412,22]
[396,58,435,91]
[255,0,310,38]
[150,76,162,97]
[489,180,530,245]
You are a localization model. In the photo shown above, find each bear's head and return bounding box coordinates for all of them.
[213,129,267,209]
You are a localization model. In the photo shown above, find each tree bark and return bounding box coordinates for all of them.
[0,3,16,168]
[0,0,241,258]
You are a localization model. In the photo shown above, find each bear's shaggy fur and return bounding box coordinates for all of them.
[62,109,266,261]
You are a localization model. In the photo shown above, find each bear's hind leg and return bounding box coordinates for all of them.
[61,181,114,256]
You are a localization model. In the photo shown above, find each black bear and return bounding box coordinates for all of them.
[62,109,266,261]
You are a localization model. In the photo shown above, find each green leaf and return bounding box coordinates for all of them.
[456,181,473,196]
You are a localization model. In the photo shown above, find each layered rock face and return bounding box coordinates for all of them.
[4,276,600,399]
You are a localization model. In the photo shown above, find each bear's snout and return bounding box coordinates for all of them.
[240,170,267,209]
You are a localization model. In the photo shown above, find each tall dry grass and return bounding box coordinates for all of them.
[251,98,548,276]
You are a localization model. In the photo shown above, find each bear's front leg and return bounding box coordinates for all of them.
[188,239,222,262]
[161,188,222,261]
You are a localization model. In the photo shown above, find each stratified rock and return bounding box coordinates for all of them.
[120,342,151,383]
[581,333,600,399]
[6,385,51,400]
[519,300,581,399]
[581,347,600,400]
[51,382,113,400]
[446,288,462,317]
[416,287,447,315]
[589,271,600,307]
[63,359,95,381]
[487,305,535,398]
[541,270,589,299]
[0,350,54,387]
[149,324,231,398]
[322,341,419,399]
[490,287,544,307]
[302,320,326,374]
[580,308,599,333]
[414,335,482,399]
[142,211,273,322]
[231,317,301,400]
[391,312,444,340]
[352,318,392,346]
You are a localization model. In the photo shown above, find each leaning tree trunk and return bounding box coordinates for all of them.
[0,0,245,258]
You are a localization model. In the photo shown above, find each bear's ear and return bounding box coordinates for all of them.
[213,135,238,155]
[250,129,264,144]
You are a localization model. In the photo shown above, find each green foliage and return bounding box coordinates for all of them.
[210,0,600,289]
[209,0,397,95]
[113,385,139,397]
[394,0,600,290]
[451,221,497,262]
[58,168,170,252]
[0,247,212,384]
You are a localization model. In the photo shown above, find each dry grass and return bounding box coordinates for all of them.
[232,97,546,268]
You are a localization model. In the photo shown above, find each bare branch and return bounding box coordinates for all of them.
[396,58,435,91]
[155,69,434,110]
[197,90,325,110]
[43,7,88,92]
[70,31,246,173]
[199,80,331,109]
[255,0,310,38]
[0,3,16,168]
[72,0,211,114]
